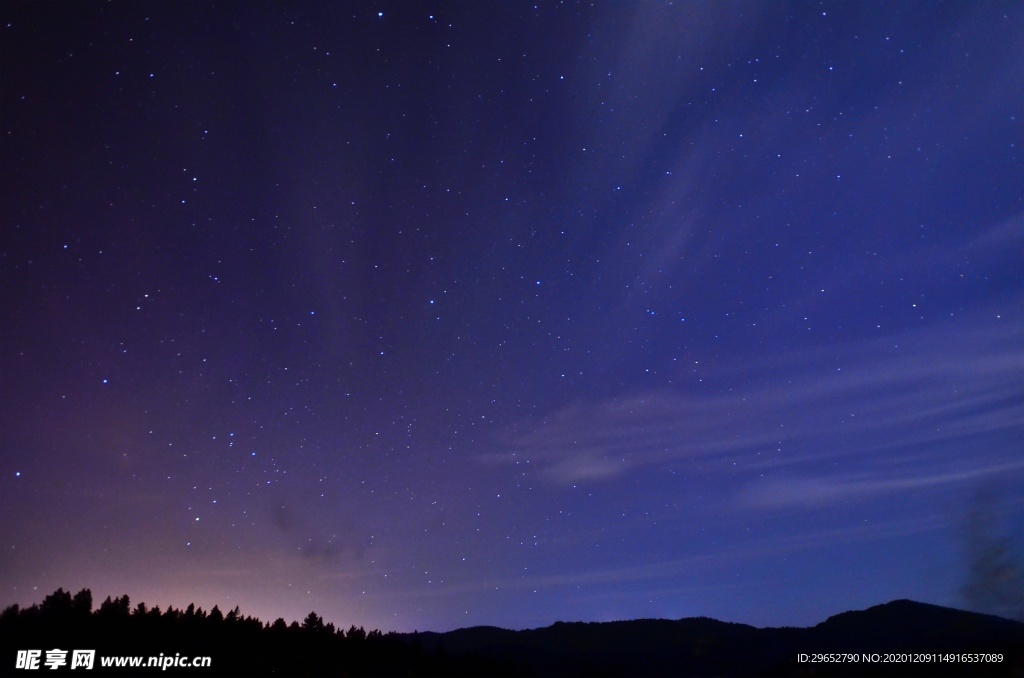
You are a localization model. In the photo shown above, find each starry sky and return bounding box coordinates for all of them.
[2,1,1022,633]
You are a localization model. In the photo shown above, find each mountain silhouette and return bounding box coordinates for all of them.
[414,600,1023,676]
[3,590,1022,676]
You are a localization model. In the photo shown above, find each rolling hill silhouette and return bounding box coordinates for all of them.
[3,589,1021,676]
[414,599,1023,676]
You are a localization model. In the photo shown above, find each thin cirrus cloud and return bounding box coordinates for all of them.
[486,208,1022,493]
[741,460,1024,510]
[490,311,1023,493]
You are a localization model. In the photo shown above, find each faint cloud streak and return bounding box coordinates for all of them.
[489,311,1023,509]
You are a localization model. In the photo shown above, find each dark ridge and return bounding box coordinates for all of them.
[2,589,1022,676]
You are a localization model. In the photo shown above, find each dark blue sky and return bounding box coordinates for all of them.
[2,1,1022,632]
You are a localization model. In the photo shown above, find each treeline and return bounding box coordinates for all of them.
[0,588,515,676]
[6,590,1022,676]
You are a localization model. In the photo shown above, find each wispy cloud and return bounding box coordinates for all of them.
[488,310,1023,501]
[741,459,1024,510]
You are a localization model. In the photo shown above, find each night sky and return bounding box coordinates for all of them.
[2,1,1022,633]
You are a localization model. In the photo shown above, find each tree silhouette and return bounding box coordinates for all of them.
[302,611,324,632]
[4,586,1020,677]
[72,589,92,618]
